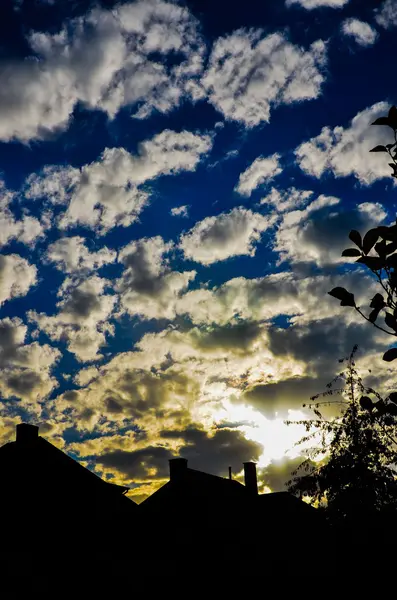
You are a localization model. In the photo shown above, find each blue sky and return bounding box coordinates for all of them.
[0,0,396,500]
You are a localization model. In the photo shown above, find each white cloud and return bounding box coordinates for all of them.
[341,19,378,47]
[170,205,189,218]
[375,0,397,29]
[117,236,195,320]
[202,30,327,127]
[274,195,386,265]
[176,269,374,328]
[235,154,282,197]
[46,237,117,274]
[29,276,116,362]
[26,130,212,233]
[260,187,314,213]
[180,208,274,265]
[0,182,44,248]
[0,1,205,142]
[286,0,349,8]
[0,254,37,306]
[294,101,395,184]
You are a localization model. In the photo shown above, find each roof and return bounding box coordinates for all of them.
[0,432,136,505]
[141,466,248,513]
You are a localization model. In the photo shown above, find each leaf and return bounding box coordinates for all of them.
[369,308,381,323]
[328,287,355,307]
[370,293,385,310]
[377,225,397,241]
[362,228,379,254]
[387,403,397,416]
[370,145,388,153]
[385,241,397,255]
[371,117,391,126]
[388,106,397,128]
[341,248,361,257]
[375,240,387,258]
[388,392,397,404]
[357,256,384,270]
[359,396,373,411]
[386,253,397,268]
[383,348,397,362]
[375,400,386,415]
[385,312,397,332]
[348,230,362,248]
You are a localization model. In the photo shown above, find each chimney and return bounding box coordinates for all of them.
[16,423,39,445]
[243,462,258,495]
[228,466,232,480]
[169,458,188,483]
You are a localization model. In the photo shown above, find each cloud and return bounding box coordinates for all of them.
[117,236,195,320]
[294,101,395,184]
[260,187,314,213]
[0,317,60,404]
[0,1,205,142]
[29,276,116,362]
[235,154,282,197]
[96,445,174,480]
[261,456,308,492]
[286,0,349,8]
[202,30,327,127]
[46,237,117,274]
[0,254,37,306]
[161,425,262,476]
[274,195,387,266]
[341,19,378,47]
[176,269,376,326]
[242,316,385,417]
[43,264,386,498]
[0,181,44,248]
[170,205,189,218]
[180,208,273,265]
[26,130,212,233]
[375,0,397,29]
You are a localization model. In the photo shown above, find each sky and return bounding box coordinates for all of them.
[0,0,396,502]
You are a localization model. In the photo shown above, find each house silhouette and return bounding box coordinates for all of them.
[0,423,137,557]
[140,456,320,562]
[0,423,322,567]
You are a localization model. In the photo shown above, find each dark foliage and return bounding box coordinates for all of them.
[329,106,397,362]
[286,347,397,524]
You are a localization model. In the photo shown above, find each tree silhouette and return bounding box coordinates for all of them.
[286,347,397,524]
[329,106,397,363]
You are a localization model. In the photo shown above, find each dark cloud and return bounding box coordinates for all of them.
[297,205,383,261]
[161,425,263,477]
[96,425,262,483]
[275,197,386,267]
[242,317,384,417]
[100,369,199,419]
[6,371,43,395]
[118,243,167,297]
[62,287,102,319]
[191,322,263,353]
[243,377,322,418]
[96,446,174,480]
[0,319,19,365]
[62,390,79,401]
[268,318,382,368]
[260,456,316,492]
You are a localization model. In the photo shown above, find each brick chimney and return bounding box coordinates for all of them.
[169,458,188,483]
[243,462,258,495]
[16,423,39,445]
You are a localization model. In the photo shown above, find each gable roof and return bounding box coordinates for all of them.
[141,465,248,513]
[0,424,136,507]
